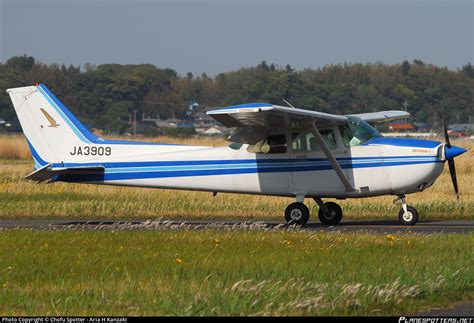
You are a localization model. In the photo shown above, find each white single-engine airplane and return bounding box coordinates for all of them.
[7,84,467,225]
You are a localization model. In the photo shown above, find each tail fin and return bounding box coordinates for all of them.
[7,84,98,167]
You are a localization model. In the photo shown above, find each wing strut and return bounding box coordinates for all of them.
[312,124,356,192]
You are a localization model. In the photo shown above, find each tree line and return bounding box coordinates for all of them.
[0,55,472,133]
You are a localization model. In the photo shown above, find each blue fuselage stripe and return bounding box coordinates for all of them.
[59,158,442,182]
[57,155,438,169]
[100,157,438,173]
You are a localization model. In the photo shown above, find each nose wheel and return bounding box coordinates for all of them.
[396,195,419,225]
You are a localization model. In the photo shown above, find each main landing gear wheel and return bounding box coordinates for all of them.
[285,202,310,226]
[398,205,419,225]
[318,202,343,225]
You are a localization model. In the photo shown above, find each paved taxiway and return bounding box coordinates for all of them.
[417,301,474,316]
[0,219,472,234]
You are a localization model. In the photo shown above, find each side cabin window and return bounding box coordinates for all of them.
[291,129,337,152]
[339,116,382,147]
[247,134,287,154]
[340,125,357,147]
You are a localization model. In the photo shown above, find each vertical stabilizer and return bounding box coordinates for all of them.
[7,84,96,166]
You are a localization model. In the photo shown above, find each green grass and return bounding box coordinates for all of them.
[0,229,472,315]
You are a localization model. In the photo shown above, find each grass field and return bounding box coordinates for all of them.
[0,229,472,316]
[0,134,472,221]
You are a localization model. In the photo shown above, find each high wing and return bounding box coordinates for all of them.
[349,110,410,123]
[207,103,347,144]
[207,103,409,144]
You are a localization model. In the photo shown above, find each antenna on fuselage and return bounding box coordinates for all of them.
[282,99,296,109]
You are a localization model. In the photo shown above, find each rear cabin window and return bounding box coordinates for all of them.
[247,134,287,154]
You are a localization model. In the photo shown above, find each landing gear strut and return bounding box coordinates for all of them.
[396,195,419,225]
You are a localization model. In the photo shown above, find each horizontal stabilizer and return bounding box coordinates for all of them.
[26,164,105,183]
[25,164,53,182]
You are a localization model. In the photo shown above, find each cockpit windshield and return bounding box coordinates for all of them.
[340,116,382,147]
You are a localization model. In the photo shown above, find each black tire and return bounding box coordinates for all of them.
[398,206,419,225]
[285,202,310,226]
[318,202,343,225]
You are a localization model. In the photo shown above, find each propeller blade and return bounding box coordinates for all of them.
[443,120,451,148]
[447,158,459,200]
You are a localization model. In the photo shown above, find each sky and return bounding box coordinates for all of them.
[0,0,472,75]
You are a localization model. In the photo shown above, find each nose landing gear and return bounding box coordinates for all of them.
[396,195,419,225]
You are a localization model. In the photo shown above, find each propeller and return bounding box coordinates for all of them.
[443,121,459,200]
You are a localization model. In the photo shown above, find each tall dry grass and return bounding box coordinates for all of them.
[0,134,31,160]
[102,134,228,147]
[0,133,227,160]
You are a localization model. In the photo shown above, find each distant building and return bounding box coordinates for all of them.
[388,123,415,132]
[203,126,224,136]
[154,118,179,129]
[186,102,199,117]
[135,102,227,137]
[448,123,473,133]
[125,120,163,136]
[413,122,433,132]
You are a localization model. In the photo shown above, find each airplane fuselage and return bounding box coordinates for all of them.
[48,137,445,199]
